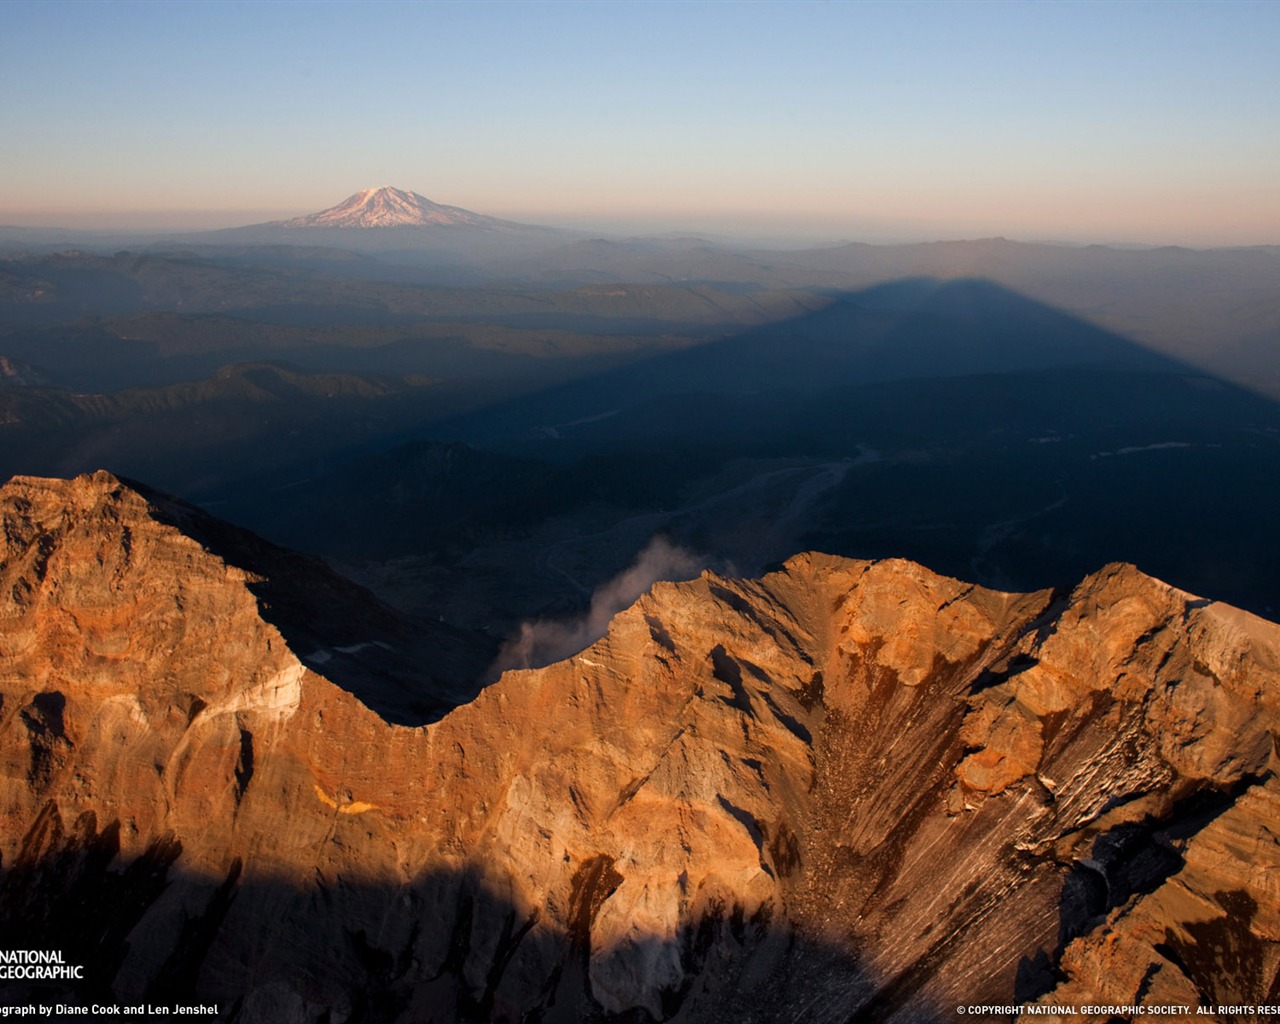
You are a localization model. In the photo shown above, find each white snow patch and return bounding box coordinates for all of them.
[1093,441,1193,459]
[1116,442,1192,455]
[332,641,393,654]
[558,408,622,429]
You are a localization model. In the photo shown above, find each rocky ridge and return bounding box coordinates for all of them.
[1,472,1279,1022]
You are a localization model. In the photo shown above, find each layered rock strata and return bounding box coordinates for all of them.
[1,472,1278,1022]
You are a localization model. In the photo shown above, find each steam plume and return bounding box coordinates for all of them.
[491,536,702,675]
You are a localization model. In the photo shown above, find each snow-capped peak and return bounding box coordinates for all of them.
[278,187,493,228]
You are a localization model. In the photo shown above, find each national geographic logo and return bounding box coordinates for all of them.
[0,950,84,981]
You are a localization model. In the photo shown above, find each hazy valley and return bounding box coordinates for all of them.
[4,202,1279,636]
[2,189,1280,1020]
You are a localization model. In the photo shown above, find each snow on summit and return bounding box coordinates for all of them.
[279,187,495,228]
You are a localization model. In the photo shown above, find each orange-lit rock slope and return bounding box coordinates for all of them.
[1,472,1278,1022]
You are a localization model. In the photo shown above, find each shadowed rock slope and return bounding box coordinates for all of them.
[1,472,1278,1022]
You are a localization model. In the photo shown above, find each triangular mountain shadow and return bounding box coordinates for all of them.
[261,276,1280,618]
[430,275,1197,444]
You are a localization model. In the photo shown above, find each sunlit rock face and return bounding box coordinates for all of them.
[2,472,1279,1022]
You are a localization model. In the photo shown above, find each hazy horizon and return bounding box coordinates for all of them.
[3,0,1278,248]
[3,201,1277,253]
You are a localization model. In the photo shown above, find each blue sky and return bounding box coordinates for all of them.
[2,0,1278,244]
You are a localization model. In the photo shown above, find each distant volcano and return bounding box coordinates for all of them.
[277,186,502,228]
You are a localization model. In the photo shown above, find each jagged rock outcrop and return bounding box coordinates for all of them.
[1,472,1278,1022]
